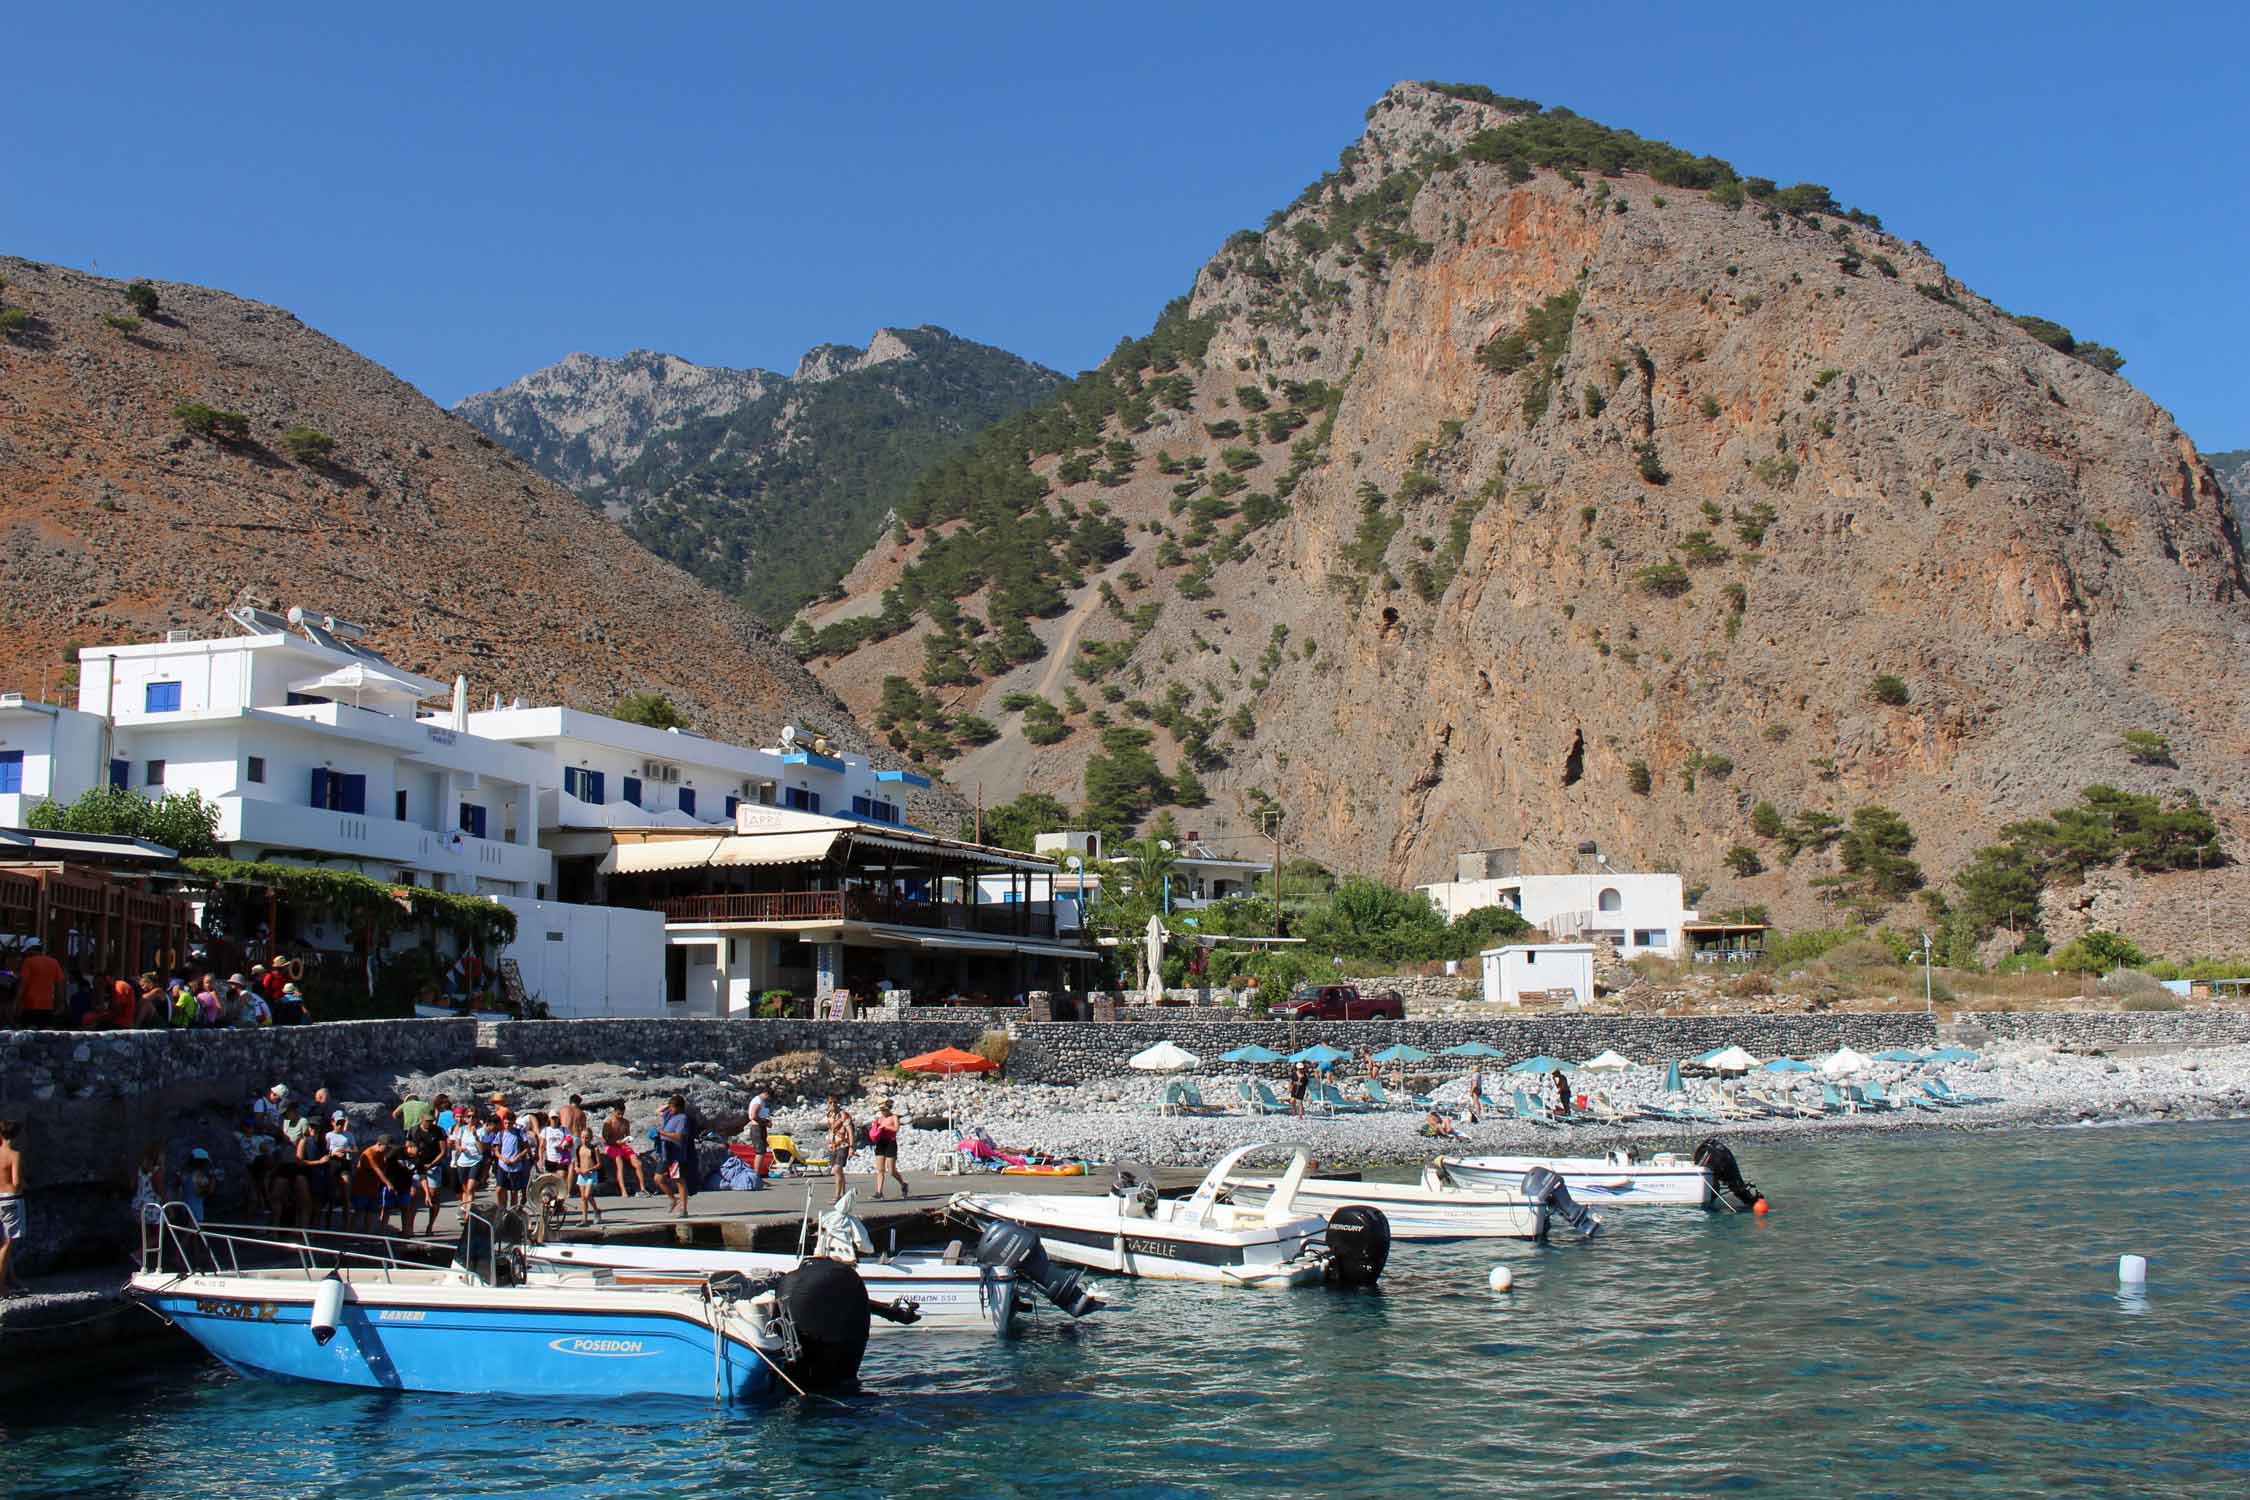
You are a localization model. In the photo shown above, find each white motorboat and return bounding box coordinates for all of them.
[949,1144,1390,1289]
[1440,1143,1755,1209]
[127,1207,869,1400]
[521,1193,1103,1334]
[1222,1162,1567,1242]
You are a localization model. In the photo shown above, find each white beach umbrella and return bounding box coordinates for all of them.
[1128,1041,1201,1073]
[1579,1049,1635,1072]
[1820,1046,1874,1076]
[1704,1045,1760,1074]
[1143,914,1167,1005]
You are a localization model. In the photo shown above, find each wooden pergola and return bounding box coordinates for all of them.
[0,863,199,978]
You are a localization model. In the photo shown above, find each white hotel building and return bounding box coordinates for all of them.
[1417,851,1696,960]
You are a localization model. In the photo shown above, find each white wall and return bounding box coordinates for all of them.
[496,896,664,1017]
[1425,871,1691,957]
[0,705,104,824]
[1481,945,1595,1007]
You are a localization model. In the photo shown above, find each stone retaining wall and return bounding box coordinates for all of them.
[484,1018,999,1076]
[1951,1009,2250,1049]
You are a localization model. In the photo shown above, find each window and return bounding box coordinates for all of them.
[285,692,328,708]
[620,775,643,809]
[1597,887,1622,912]
[755,783,776,807]
[145,759,166,787]
[849,794,899,825]
[396,789,409,821]
[109,759,128,790]
[1526,950,1537,965]
[246,756,266,784]
[459,803,487,839]
[144,681,181,713]
[563,767,606,804]
[784,786,821,814]
[0,751,20,794]
[309,768,367,814]
[677,787,696,817]
[1633,929,1664,948]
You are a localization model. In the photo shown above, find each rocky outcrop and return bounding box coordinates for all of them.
[0,258,956,821]
[807,83,2250,921]
[2212,448,2250,543]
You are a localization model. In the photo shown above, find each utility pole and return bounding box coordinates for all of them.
[1267,810,1285,939]
[1921,930,1934,1014]
[974,783,983,846]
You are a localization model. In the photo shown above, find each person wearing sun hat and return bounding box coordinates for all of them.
[275,982,307,1026]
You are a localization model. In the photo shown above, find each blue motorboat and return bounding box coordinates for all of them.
[128,1208,872,1400]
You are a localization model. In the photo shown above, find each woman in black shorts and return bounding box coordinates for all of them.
[868,1098,908,1199]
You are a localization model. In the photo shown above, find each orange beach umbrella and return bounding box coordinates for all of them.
[897,1046,997,1074]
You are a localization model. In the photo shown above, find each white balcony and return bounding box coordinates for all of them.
[223,798,551,891]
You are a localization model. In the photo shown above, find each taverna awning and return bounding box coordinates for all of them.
[599,830,843,875]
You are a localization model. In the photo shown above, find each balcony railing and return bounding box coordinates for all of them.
[659,888,1056,938]
[1691,948,1766,965]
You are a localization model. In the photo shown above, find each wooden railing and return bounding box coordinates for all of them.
[658,888,1056,938]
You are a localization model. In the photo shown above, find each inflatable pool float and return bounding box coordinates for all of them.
[1001,1162,1087,1177]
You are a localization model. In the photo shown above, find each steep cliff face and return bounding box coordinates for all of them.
[804,83,2248,914]
[0,257,958,822]
[461,328,1062,623]
[2210,449,2250,539]
[454,350,779,497]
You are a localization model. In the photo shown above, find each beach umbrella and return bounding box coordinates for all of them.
[898,1046,997,1075]
[1923,1046,1979,1062]
[1441,1041,1506,1058]
[1872,1048,1923,1063]
[1373,1043,1432,1063]
[1762,1057,1817,1073]
[1289,1043,1350,1065]
[1220,1044,1285,1064]
[1128,1041,1201,1072]
[1703,1045,1760,1074]
[1508,1054,1570,1074]
[1579,1049,1634,1071]
[1692,1046,1730,1065]
[1819,1046,1874,1076]
[1663,1058,1683,1094]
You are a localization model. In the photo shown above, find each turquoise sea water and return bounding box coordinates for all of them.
[7,1122,2247,1498]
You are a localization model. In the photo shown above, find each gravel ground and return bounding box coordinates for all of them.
[842,1042,2250,1175]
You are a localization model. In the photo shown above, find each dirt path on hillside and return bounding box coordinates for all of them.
[1033,559,1132,702]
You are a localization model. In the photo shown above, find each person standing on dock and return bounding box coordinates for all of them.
[824,1095,855,1203]
[0,1119,23,1295]
[657,1096,694,1219]
[10,939,63,1029]
[602,1104,649,1200]
[745,1087,774,1189]
[868,1099,908,1200]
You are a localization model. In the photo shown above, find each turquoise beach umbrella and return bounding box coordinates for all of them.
[1664,1058,1683,1094]
[1508,1054,1570,1074]
[1872,1048,1923,1063]
[1289,1043,1351,1065]
[1220,1044,1285,1063]
[1923,1046,1979,1062]
[1441,1041,1506,1058]
[1762,1057,1817,1074]
[1373,1043,1432,1063]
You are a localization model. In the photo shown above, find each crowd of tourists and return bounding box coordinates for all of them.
[2,941,311,1030]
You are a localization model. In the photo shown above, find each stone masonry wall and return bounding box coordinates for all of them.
[1951,1009,2250,1049]
[485,1018,1000,1076]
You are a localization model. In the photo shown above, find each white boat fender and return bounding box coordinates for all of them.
[1488,1265,1514,1292]
[2119,1254,2148,1285]
[310,1274,345,1346]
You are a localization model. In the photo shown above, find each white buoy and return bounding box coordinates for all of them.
[2118,1254,2148,1286]
[311,1275,345,1345]
[1487,1265,1514,1292]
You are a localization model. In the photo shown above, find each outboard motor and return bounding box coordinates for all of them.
[1109,1163,1160,1220]
[1691,1137,1761,1211]
[1521,1167,1602,1238]
[773,1257,874,1393]
[1323,1206,1391,1287]
[974,1219,1103,1319]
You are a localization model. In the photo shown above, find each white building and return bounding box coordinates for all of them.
[1479,943,1595,1007]
[1029,830,1271,916]
[0,696,106,827]
[77,618,552,896]
[1421,864,1695,959]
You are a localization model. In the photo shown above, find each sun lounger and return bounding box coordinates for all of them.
[1926,1077,1996,1105]
[1364,1079,1407,1111]
[1314,1081,1370,1115]
[1252,1081,1290,1114]
[1178,1083,1222,1115]
[1819,1083,1857,1115]
[1511,1087,1562,1126]
[1152,1081,1185,1116]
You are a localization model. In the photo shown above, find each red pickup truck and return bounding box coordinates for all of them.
[1267,985,1405,1021]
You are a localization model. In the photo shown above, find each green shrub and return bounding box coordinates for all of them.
[102,313,142,334]
[1636,562,1691,597]
[0,308,29,337]
[1697,394,1721,420]
[611,691,686,729]
[1633,441,1668,484]
[124,280,160,317]
[1626,759,1652,795]
[2052,929,2146,975]
[1870,674,1909,706]
[174,402,251,441]
[1750,801,1784,839]
[1750,454,1798,489]
[281,425,336,464]
[2121,729,2174,767]
[1724,845,1764,877]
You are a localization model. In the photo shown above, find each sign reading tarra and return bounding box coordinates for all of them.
[1122,1237,1184,1258]
[197,1299,281,1322]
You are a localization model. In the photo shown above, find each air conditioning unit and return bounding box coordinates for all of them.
[640,760,660,777]
[165,629,194,644]
[0,693,22,709]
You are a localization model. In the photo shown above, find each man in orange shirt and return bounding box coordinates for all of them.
[12,941,64,1029]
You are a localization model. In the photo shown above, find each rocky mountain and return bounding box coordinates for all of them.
[0,257,954,822]
[2210,449,2250,538]
[459,328,1063,623]
[453,350,779,495]
[796,82,2249,919]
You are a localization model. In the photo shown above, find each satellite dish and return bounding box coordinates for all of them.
[780,725,797,749]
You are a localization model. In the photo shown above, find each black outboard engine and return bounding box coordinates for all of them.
[1323,1205,1391,1286]
[1109,1163,1161,1219]
[975,1220,1103,1319]
[1691,1137,1760,1210]
[1521,1167,1602,1238]
[774,1257,873,1393]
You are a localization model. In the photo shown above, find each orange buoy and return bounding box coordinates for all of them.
[1753,1198,1770,1215]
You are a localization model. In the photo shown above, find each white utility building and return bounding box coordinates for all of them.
[1421,855,1695,959]
[1480,943,1595,1007]
[0,696,106,827]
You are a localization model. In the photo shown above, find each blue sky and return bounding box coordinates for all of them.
[6,3,2243,443]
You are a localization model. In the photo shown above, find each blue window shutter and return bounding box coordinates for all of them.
[724,795,739,819]
[144,681,180,712]
[310,768,330,809]
[621,776,642,808]
[0,752,21,794]
[340,774,367,815]
[460,803,486,838]
[583,770,604,805]
[109,759,129,790]
[678,788,696,816]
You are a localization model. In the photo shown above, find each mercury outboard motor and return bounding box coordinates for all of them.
[1691,1137,1760,1210]
[1521,1167,1602,1238]
[1323,1205,1391,1286]
[975,1220,1103,1318]
[773,1257,873,1393]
